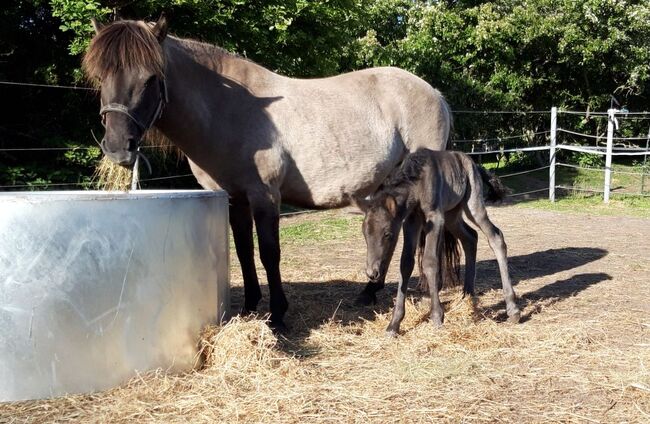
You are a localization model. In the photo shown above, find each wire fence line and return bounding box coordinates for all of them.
[557,163,649,176]
[0,80,97,91]
[499,165,550,179]
[556,185,650,198]
[557,128,650,141]
[2,101,649,200]
[452,130,550,144]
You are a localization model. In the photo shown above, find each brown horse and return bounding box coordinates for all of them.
[358,149,520,336]
[85,16,452,330]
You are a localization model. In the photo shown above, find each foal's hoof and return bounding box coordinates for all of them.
[355,291,377,306]
[507,311,521,324]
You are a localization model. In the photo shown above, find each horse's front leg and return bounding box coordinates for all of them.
[386,212,422,336]
[250,191,288,331]
[229,197,262,313]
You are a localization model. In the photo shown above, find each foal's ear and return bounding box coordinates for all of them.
[150,13,169,42]
[91,18,104,34]
[385,195,397,218]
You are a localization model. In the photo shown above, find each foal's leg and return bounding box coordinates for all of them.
[464,198,520,322]
[422,212,445,326]
[386,212,423,336]
[249,190,289,330]
[229,197,262,313]
[445,210,478,296]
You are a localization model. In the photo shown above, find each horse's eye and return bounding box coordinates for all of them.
[143,76,156,89]
[383,232,391,239]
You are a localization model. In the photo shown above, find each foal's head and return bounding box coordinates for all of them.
[84,17,169,166]
[359,194,402,283]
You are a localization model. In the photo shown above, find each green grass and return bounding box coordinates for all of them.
[280,214,362,244]
[518,196,650,218]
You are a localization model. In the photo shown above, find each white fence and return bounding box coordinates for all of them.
[454,107,650,203]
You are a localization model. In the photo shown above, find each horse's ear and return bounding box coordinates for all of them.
[151,13,169,42]
[91,18,103,34]
[385,195,397,218]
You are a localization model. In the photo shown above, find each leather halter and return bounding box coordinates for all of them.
[100,78,169,135]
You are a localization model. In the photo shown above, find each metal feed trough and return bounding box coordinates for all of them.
[0,190,230,401]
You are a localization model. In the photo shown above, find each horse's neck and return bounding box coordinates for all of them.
[154,38,276,159]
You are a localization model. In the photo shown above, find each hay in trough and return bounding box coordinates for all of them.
[93,156,132,191]
[93,128,180,190]
[1,208,649,423]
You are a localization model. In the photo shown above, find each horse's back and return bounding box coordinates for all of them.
[271,67,451,208]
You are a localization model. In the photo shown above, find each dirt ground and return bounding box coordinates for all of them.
[229,205,650,422]
[2,204,649,423]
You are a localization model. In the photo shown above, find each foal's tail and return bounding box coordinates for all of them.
[477,165,509,203]
[415,227,462,293]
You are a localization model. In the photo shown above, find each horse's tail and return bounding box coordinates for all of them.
[415,227,462,292]
[477,165,509,203]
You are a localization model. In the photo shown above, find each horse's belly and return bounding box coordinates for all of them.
[281,136,404,208]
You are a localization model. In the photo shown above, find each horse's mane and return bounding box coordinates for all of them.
[83,20,164,83]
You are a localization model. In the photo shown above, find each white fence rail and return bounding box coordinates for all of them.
[455,107,650,203]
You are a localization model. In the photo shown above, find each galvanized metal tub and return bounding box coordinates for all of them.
[0,190,230,401]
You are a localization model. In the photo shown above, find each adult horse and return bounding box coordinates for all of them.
[85,16,452,330]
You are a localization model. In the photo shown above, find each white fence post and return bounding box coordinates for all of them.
[604,108,616,203]
[549,106,557,202]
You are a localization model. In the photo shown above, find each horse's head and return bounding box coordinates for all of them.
[359,194,401,283]
[84,16,169,167]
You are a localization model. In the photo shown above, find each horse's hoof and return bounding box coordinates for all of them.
[507,311,521,323]
[431,316,444,327]
[269,319,289,335]
[355,292,377,306]
[240,306,257,316]
[385,330,399,338]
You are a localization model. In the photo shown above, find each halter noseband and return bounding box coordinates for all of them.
[100,78,169,135]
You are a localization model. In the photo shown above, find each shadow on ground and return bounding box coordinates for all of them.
[229,246,609,354]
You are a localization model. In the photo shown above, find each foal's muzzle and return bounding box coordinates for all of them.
[366,267,381,282]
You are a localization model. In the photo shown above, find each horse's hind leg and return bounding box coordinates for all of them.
[249,190,289,330]
[386,212,423,336]
[230,197,262,313]
[422,212,445,326]
[464,196,520,322]
[446,210,478,296]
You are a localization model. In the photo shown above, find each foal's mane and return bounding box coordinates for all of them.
[376,149,430,197]
[83,20,164,82]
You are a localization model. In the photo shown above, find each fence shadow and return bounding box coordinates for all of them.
[229,246,608,355]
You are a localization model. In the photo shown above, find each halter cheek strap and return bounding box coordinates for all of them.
[100,79,168,136]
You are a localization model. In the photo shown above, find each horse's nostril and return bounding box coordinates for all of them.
[367,269,379,281]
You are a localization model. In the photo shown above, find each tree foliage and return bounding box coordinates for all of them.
[1,0,649,188]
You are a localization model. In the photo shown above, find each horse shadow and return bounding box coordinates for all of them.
[229,246,609,355]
